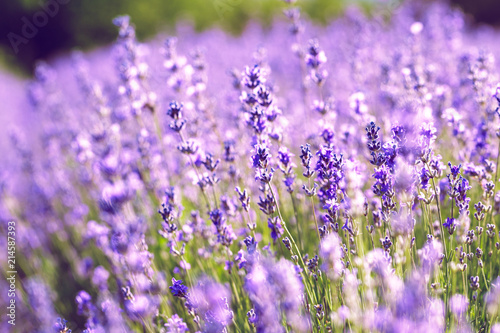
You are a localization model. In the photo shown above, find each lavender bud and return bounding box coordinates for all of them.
[319,225,329,238]
[170,278,188,298]
[223,140,236,162]
[268,216,284,242]
[303,183,318,197]
[258,194,276,215]
[470,276,480,290]
[121,286,135,301]
[487,224,496,238]
[305,256,319,275]
[242,65,265,89]
[315,304,324,320]
[235,187,251,212]
[247,309,257,326]
[366,121,381,152]
[444,217,457,235]
[177,139,200,155]
[167,101,183,120]
[476,247,483,258]
[282,237,292,251]
[255,168,274,183]
[252,143,272,169]
[53,318,72,333]
[474,201,486,221]
[305,39,327,69]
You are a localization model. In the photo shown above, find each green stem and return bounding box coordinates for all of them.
[178,131,212,211]
[290,192,303,250]
[152,107,171,179]
[308,178,321,243]
[494,139,500,196]
[268,183,318,305]
[428,171,450,326]
[311,196,321,243]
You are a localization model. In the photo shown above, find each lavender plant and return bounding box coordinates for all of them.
[2,1,500,332]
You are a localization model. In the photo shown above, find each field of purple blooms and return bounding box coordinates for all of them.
[2,1,500,332]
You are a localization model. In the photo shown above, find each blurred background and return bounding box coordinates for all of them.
[1,0,499,77]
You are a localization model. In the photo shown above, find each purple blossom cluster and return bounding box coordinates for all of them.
[2,1,500,332]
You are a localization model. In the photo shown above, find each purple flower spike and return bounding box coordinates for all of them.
[267,216,284,242]
[165,314,189,333]
[53,318,72,333]
[448,162,462,179]
[170,278,188,298]
[76,291,94,316]
[242,65,266,89]
[251,143,272,169]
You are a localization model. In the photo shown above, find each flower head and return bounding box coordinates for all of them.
[170,278,188,298]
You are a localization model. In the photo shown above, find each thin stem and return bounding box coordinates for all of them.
[430,177,446,250]
[481,266,489,291]
[211,186,219,209]
[171,235,195,288]
[152,107,171,179]
[308,178,321,243]
[178,131,212,211]
[311,196,321,243]
[290,192,303,250]
[494,139,500,195]
[428,170,450,325]
[268,183,318,305]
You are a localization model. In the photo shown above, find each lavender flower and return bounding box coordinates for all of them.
[320,233,345,281]
[53,318,72,333]
[267,216,284,242]
[453,176,472,215]
[300,143,315,178]
[443,217,457,235]
[165,314,189,333]
[242,65,266,89]
[76,291,95,316]
[245,257,307,332]
[252,143,272,169]
[189,277,233,333]
[170,278,188,298]
[450,294,469,318]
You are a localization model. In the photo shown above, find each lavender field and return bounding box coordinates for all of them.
[2,1,500,332]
